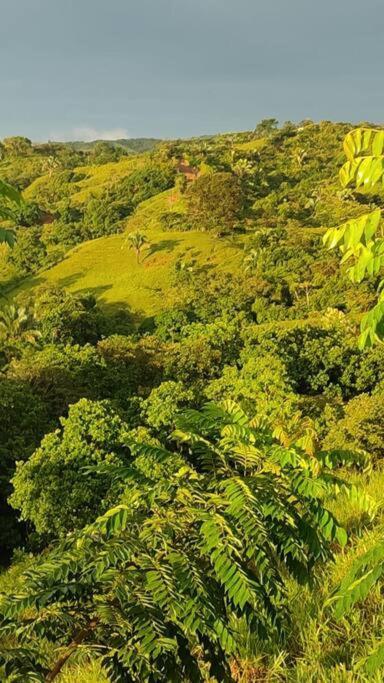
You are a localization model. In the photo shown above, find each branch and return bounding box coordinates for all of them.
[45,618,98,682]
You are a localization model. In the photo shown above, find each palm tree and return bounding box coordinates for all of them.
[293,280,312,308]
[243,246,265,274]
[0,304,40,358]
[42,155,61,178]
[125,230,149,264]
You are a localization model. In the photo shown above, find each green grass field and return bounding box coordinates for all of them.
[12,228,244,320]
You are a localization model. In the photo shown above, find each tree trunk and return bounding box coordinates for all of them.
[45,619,98,682]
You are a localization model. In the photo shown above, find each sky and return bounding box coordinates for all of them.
[0,0,383,141]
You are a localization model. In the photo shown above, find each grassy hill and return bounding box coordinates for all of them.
[24,155,149,206]
[12,227,244,320]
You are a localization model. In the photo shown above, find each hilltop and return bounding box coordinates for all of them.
[59,136,161,153]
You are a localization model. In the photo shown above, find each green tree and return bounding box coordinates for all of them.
[33,285,103,344]
[154,308,189,342]
[322,129,384,676]
[185,172,243,233]
[0,377,49,559]
[324,391,384,460]
[0,304,40,362]
[2,135,32,157]
[205,352,297,422]
[8,227,47,274]
[90,141,120,165]
[125,230,148,263]
[10,399,130,537]
[254,118,278,137]
[0,179,23,246]
[114,164,175,207]
[82,192,131,238]
[8,343,108,421]
[1,400,359,682]
[141,380,194,430]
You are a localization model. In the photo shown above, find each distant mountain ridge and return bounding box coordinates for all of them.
[60,137,161,153]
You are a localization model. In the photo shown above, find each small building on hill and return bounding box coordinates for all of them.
[175,159,199,181]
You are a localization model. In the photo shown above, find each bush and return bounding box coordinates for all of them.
[324,392,384,460]
[82,192,132,238]
[34,285,104,345]
[141,381,194,430]
[10,399,130,536]
[159,211,191,231]
[8,227,47,274]
[114,163,175,207]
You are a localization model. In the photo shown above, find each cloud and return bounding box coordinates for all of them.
[48,126,130,142]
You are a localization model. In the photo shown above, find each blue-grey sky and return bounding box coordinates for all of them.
[1,0,383,141]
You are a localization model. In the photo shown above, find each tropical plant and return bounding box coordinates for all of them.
[0,304,40,358]
[242,247,265,274]
[42,154,62,177]
[125,229,149,263]
[329,540,384,675]
[174,257,196,283]
[323,129,384,675]
[0,179,23,247]
[0,400,368,682]
[323,128,384,348]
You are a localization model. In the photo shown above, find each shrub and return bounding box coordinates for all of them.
[10,399,130,537]
[324,392,384,460]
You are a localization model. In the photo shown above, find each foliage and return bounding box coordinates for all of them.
[2,136,32,157]
[8,227,47,274]
[3,121,384,679]
[14,200,42,227]
[10,399,130,537]
[154,308,189,341]
[7,343,108,420]
[185,172,243,233]
[324,392,384,460]
[330,539,384,675]
[205,352,297,421]
[125,230,149,263]
[0,303,40,363]
[141,380,194,430]
[254,118,279,137]
[0,400,355,681]
[0,378,49,559]
[0,178,23,246]
[323,128,384,348]
[33,285,104,344]
[114,163,175,207]
[82,191,131,238]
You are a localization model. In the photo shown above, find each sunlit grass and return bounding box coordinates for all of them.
[10,228,244,319]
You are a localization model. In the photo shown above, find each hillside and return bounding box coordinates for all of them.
[2,120,384,682]
[13,227,243,320]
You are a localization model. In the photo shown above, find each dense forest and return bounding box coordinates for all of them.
[0,120,384,682]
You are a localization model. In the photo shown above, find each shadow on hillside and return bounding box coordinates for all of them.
[56,272,85,288]
[144,239,181,260]
[98,298,152,334]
